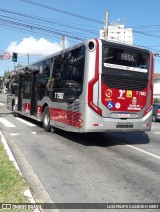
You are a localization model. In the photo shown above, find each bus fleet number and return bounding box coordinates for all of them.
[55,92,64,99]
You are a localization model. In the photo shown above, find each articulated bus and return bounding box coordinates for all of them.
[7,39,154,133]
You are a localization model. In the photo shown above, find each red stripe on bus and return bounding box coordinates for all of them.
[36,105,82,128]
[88,39,102,116]
[50,107,82,128]
[143,52,154,116]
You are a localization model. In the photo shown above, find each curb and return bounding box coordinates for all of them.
[0,131,40,212]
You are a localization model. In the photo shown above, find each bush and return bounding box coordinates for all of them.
[154,98,160,103]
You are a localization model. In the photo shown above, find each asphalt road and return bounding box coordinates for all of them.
[0,93,160,212]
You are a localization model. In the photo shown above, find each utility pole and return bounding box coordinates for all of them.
[104,10,109,40]
[27,54,29,64]
[62,35,65,50]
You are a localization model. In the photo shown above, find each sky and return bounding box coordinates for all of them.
[1,0,160,76]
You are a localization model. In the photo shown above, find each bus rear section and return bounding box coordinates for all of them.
[84,39,153,132]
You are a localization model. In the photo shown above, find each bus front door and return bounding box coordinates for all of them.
[18,74,23,112]
[30,71,38,116]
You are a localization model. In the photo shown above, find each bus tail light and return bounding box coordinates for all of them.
[93,124,103,127]
[156,109,160,115]
[143,123,150,127]
[78,116,83,127]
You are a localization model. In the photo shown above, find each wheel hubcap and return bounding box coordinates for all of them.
[44,114,49,126]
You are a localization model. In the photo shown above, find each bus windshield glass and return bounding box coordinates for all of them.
[103,46,149,73]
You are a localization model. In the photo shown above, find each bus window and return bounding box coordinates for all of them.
[23,69,32,99]
[103,46,149,73]
[51,46,85,103]
[35,59,50,100]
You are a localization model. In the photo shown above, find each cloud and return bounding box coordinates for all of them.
[6,36,63,56]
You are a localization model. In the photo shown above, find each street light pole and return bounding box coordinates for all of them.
[104,10,109,40]
[62,35,65,50]
[27,54,29,64]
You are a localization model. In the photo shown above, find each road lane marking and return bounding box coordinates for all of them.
[0,103,5,105]
[10,133,22,136]
[0,132,20,170]
[0,118,15,127]
[154,132,160,135]
[0,95,7,99]
[118,141,160,160]
[15,117,36,127]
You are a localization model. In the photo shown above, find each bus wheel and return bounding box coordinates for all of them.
[42,106,51,132]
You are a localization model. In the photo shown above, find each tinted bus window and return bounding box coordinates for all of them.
[35,59,50,100]
[103,46,149,73]
[52,46,85,88]
[23,69,32,99]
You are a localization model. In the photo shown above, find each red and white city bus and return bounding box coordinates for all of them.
[7,38,154,132]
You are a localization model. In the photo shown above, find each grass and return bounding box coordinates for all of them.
[0,140,33,211]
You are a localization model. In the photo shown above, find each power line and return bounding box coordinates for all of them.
[134,30,160,39]
[1,5,160,56]
[0,8,98,33]
[131,24,160,29]
[0,17,85,41]
[2,7,160,47]
[0,7,98,44]
[19,0,103,24]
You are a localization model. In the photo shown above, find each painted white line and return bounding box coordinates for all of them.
[0,95,7,99]
[0,103,5,105]
[118,141,160,160]
[31,131,37,135]
[0,132,20,171]
[0,118,15,127]
[154,132,160,135]
[10,133,22,136]
[15,117,36,127]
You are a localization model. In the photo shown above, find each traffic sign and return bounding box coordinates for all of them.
[3,52,11,59]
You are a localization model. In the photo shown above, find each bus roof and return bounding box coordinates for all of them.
[13,38,151,72]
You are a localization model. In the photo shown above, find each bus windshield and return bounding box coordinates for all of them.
[103,46,149,73]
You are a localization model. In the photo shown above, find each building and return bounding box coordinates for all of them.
[100,22,133,44]
[153,73,160,100]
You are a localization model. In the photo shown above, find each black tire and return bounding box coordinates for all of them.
[42,106,51,132]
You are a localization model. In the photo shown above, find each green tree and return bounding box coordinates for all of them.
[4,70,10,79]
[154,98,160,103]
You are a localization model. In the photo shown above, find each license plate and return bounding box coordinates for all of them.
[116,124,133,128]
